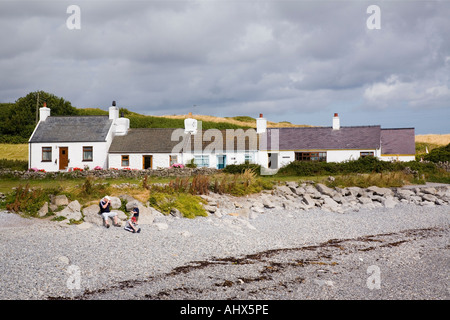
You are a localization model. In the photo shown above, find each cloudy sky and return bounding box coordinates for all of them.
[1,0,449,134]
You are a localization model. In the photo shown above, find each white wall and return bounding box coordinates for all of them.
[29,142,109,172]
[108,153,182,169]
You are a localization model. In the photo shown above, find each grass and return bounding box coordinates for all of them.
[415,134,450,146]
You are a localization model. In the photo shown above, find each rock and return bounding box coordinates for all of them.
[396,189,415,200]
[322,197,342,213]
[126,199,143,212]
[82,204,102,225]
[38,202,48,217]
[315,183,336,197]
[57,205,82,221]
[301,194,316,209]
[421,187,437,195]
[367,186,394,197]
[358,197,373,205]
[109,196,122,209]
[203,205,217,213]
[67,200,81,212]
[53,195,69,206]
[137,206,155,225]
[382,197,397,209]
[170,208,183,218]
[262,197,275,209]
[422,194,438,203]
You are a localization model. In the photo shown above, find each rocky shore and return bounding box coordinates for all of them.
[0,182,448,300]
[36,181,450,230]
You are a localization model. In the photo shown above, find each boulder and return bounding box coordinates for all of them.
[53,195,69,206]
[203,205,217,213]
[367,186,394,197]
[170,208,183,218]
[382,197,397,209]
[38,202,48,217]
[57,201,82,221]
[82,204,102,225]
[301,194,316,209]
[109,196,122,209]
[315,183,336,197]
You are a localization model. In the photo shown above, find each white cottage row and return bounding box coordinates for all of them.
[28,103,416,172]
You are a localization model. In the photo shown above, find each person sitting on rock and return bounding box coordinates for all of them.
[124,207,141,233]
[99,196,121,228]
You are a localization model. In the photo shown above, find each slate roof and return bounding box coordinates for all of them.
[381,128,415,155]
[108,128,259,153]
[29,116,113,143]
[261,126,382,150]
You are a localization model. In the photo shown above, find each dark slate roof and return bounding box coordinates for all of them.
[381,128,415,155]
[108,128,259,153]
[261,126,381,150]
[29,116,113,143]
[109,128,182,153]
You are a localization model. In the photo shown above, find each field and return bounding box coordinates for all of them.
[0,144,28,161]
[415,134,450,145]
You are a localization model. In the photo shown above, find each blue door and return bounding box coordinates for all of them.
[217,155,226,169]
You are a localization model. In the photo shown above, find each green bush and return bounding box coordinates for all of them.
[3,184,49,216]
[149,191,207,219]
[0,159,28,171]
[423,143,450,163]
[223,163,261,174]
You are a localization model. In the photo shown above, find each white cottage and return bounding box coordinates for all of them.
[256,113,416,169]
[28,105,415,172]
[28,102,129,172]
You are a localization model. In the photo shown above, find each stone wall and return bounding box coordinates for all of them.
[0,167,220,180]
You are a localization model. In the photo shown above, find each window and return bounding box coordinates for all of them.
[42,147,52,162]
[194,155,209,168]
[244,154,253,164]
[295,152,327,162]
[169,155,178,166]
[360,152,374,158]
[83,146,93,161]
[121,155,129,167]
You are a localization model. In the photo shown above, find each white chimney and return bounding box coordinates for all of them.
[109,101,119,120]
[184,112,198,135]
[332,113,340,130]
[39,102,50,121]
[256,113,267,134]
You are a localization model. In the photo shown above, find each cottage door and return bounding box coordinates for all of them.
[59,147,69,170]
[143,155,152,169]
[217,155,226,169]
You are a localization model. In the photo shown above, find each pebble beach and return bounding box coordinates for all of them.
[0,199,448,300]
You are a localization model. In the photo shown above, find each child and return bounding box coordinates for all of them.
[124,207,141,233]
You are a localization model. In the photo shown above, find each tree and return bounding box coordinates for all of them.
[0,91,77,141]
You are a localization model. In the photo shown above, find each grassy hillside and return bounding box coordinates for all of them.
[415,134,450,154]
[156,114,313,128]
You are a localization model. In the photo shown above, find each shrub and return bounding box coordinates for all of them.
[4,184,49,216]
[0,159,28,171]
[222,163,261,174]
[149,191,207,219]
[423,143,450,163]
